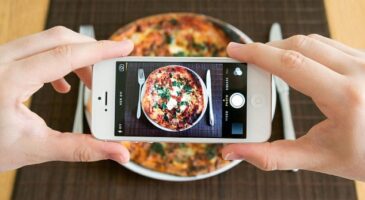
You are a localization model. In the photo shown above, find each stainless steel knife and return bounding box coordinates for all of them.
[206,70,214,126]
[270,23,298,172]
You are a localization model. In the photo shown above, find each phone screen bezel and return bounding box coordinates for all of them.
[92,57,272,143]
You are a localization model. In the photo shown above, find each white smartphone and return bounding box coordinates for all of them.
[91,57,271,143]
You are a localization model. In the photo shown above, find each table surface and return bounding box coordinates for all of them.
[0,0,364,200]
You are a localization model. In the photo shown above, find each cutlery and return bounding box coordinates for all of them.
[137,68,145,119]
[269,22,298,172]
[206,70,214,126]
[72,25,95,133]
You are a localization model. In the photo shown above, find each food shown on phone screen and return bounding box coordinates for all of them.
[142,65,206,131]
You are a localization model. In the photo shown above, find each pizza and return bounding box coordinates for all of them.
[142,65,205,131]
[112,13,233,177]
[110,13,230,57]
[87,13,241,177]
[123,142,230,177]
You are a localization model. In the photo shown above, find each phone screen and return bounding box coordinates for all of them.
[114,61,247,138]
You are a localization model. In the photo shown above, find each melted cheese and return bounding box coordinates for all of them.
[180,105,187,112]
[181,93,191,102]
[152,94,160,102]
[169,44,187,54]
[131,33,143,43]
[171,86,181,96]
[166,98,178,110]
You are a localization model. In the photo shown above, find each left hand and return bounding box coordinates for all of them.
[0,26,133,171]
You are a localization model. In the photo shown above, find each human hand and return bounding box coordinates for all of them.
[0,26,133,171]
[222,35,365,181]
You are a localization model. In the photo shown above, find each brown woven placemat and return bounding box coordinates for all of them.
[12,0,356,200]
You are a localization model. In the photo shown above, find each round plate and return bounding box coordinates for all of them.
[84,13,276,182]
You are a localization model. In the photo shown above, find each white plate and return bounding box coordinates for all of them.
[84,14,277,182]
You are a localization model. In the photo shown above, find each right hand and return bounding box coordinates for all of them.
[222,35,365,181]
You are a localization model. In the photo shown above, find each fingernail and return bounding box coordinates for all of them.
[119,39,134,56]
[224,152,243,160]
[120,151,130,164]
[65,84,71,92]
[227,42,242,49]
[112,151,130,165]
[115,157,128,165]
[119,157,128,164]
[120,39,134,48]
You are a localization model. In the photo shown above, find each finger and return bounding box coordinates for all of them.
[308,34,365,58]
[12,40,134,95]
[0,26,95,63]
[47,132,130,164]
[51,78,71,93]
[222,138,320,171]
[267,35,357,74]
[74,66,92,89]
[227,42,344,104]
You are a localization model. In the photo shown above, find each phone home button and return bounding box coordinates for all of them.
[251,94,264,107]
[229,93,245,109]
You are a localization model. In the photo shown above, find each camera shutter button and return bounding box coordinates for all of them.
[229,93,245,109]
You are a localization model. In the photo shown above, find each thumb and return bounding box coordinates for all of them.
[47,131,130,164]
[222,138,319,171]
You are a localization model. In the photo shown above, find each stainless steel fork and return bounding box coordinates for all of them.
[136,68,146,119]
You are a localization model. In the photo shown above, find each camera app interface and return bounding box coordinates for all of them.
[115,61,247,138]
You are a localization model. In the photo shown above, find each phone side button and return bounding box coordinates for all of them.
[251,94,264,108]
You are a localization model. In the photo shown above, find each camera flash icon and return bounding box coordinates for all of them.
[233,67,242,76]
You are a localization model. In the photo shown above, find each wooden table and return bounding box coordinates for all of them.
[0,0,364,199]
